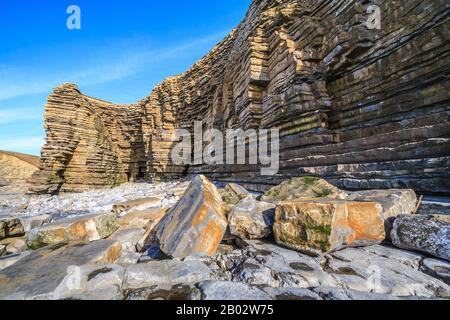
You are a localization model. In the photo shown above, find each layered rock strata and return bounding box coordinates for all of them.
[31,0,450,194]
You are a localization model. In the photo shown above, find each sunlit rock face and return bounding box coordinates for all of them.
[31,0,450,194]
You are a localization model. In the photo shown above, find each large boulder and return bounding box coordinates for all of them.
[228,198,275,240]
[27,212,119,249]
[274,199,385,256]
[0,217,25,240]
[391,215,449,261]
[261,177,347,203]
[348,189,417,238]
[156,175,227,258]
[0,240,122,300]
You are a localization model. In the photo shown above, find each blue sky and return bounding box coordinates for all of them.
[0,0,250,155]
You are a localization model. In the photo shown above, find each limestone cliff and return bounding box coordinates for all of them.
[31,0,450,194]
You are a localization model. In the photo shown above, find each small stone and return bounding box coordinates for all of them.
[5,239,26,255]
[112,197,162,214]
[0,217,25,240]
[391,215,450,261]
[109,228,144,252]
[228,198,275,240]
[20,214,53,232]
[274,199,385,256]
[225,183,252,201]
[28,212,120,249]
[198,281,271,300]
[157,175,227,258]
[261,177,347,203]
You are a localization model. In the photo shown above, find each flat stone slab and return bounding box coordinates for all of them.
[112,197,162,214]
[27,212,119,249]
[124,260,213,290]
[0,240,122,300]
[198,281,272,300]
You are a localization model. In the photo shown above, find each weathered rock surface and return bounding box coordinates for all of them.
[5,239,26,255]
[0,244,5,257]
[0,240,122,299]
[124,260,213,290]
[198,281,271,300]
[20,214,53,232]
[27,212,119,249]
[119,207,168,230]
[228,198,275,240]
[262,177,348,203]
[156,175,227,258]
[391,215,450,261]
[274,199,385,255]
[0,252,30,270]
[110,228,144,252]
[348,189,417,238]
[0,217,25,240]
[112,197,162,214]
[30,0,450,195]
[420,258,450,285]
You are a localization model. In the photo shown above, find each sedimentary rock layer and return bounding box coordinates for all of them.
[32,0,450,194]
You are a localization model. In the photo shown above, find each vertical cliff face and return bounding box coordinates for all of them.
[32,0,450,194]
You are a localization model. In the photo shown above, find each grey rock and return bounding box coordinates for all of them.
[5,238,26,255]
[198,281,272,300]
[0,252,31,270]
[262,287,321,300]
[420,258,450,285]
[110,228,145,252]
[0,240,122,300]
[124,260,213,290]
[50,264,125,300]
[228,198,275,240]
[391,214,450,261]
[313,286,412,300]
[361,244,423,269]
[20,214,52,232]
[126,284,200,300]
[328,247,450,298]
[116,250,142,265]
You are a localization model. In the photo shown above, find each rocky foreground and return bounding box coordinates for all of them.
[0,176,449,300]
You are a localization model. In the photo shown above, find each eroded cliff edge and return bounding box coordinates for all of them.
[31,0,450,194]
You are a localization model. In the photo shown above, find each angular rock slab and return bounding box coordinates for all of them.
[391,215,449,261]
[228,198,275,240]
[28,212,119,248]
[348,189,417,239]
[261,177,348,203]
[0,217,24,240]
[124,260,213,290]
[157,175,227,258]
[198,281,271,300]
[0,240,122,300]
[274,199,385,256]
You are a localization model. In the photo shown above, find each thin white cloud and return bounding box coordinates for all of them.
[0,31,228,101]
[0,136,44,151]
[0,108,42,124]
